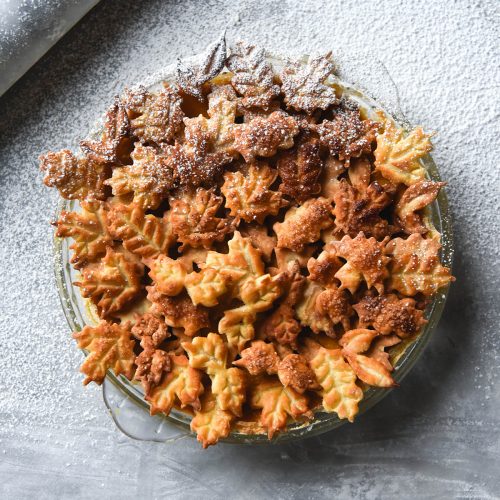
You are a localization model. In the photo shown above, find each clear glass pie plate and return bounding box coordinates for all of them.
[53,51,453,445]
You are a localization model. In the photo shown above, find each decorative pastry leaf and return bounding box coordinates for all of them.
[221,162,284,223]
[183,333,246,416]
[386,233,454,296]
[40,149,110,202]
[72,321,135,385]
[184,268,230,307]
[307,249,343,285]
[80,98,131,164]
[176,33,227,100]
[277,133,323,202]
[233,340,280,375]
[342,350,396,388]
[106,203,174,258]
[227,41,280,109]
[277,354,318,393]
[259,303,301,349]
[191,391,233,448]
[280,52,338,114]
[250,377,311,438]
[353,293,426,338]
[147,254,188,296]
[131,312,170,347]
[105,144,177,209]
[367,335,400,372]
[75,247,142,318]
[308,345,363,421]
[146,285,210,336]
[233,111,299,162]
[332,178,393,239]
[218,306,257,352]
[169,187,234,250]
[394,180,445,234]
[147,354,204,415]
[338,328,379,354]
[316,100,379,163]
[123,84,184,145]
[274,197,333,252]
[54,201,112,269]
[239,224,276,261]
[374,119,432,186]
[135,345,171,396]
[328,232,390,294]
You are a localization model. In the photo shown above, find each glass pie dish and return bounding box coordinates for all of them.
[53,51,453,444]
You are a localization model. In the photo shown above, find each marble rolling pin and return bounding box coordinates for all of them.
[0,0,100,96]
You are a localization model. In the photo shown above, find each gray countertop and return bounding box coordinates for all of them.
[0,0,498,498]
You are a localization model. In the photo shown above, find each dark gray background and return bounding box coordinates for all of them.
[0,0,498,498]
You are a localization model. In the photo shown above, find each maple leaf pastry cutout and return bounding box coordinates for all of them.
[226,41,280,110]
[147,354,204,415]
[315,99,380,165]
[169,187,234,250]
[250,377,312,438]
[80,97,131,164]
[183,333,246,417]
[121,84,185,146]
[106,202,174,259]
[54,201,112,269]
[374,118,433,186]
[73,321,135,385]
[274,197,333,252]
[233,111,299,162]
[191,391,233,448]
[221,162,285,223]
[327,232,390,294]
[135,345,172,396]
[40,149,110,202]
[277,132,324,203]
[353,293,426,338]
[386,233,454,296]
[131,312,170,347]
[280,52,339,114]
[176,33,227,100]
[75,247,143,318]
[105,143,177,210]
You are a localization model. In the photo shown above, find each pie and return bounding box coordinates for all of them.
[40,39,454,448]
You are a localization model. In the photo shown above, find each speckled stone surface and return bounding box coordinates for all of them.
[0,1,499,498]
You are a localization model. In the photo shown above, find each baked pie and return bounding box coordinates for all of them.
[41,40,454,447]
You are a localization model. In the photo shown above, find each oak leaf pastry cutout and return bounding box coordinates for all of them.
[54,201,112,269]
[106,203,174,259]
[42,44,454,446]
[233,111,299,162]
[73,321,135,385]
[183,333,246,416]
[221,162,285,223]
[374,118,433,186]
[40,149,110,202]
[122,84,184,145]
[191,391,233,448]
[353,293,426,338]
[328,232,390,294]
[394,180,445,234]
[315,99,379,164]
[80,98,131,164]
[277,132,323,202]
[147,354,204,415]
[169,187,234,250]
[227,41,280,110]
[281,52,338,114]
[274,197,333,252]
[75,247,143,318]
[386,233,454,296]
[250,377,312,438]
[105,144,176,209]
[176,33,227,100]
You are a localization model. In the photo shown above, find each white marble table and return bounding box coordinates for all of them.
[0,0,498,498]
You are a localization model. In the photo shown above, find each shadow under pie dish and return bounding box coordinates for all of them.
[46,40,454,448]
